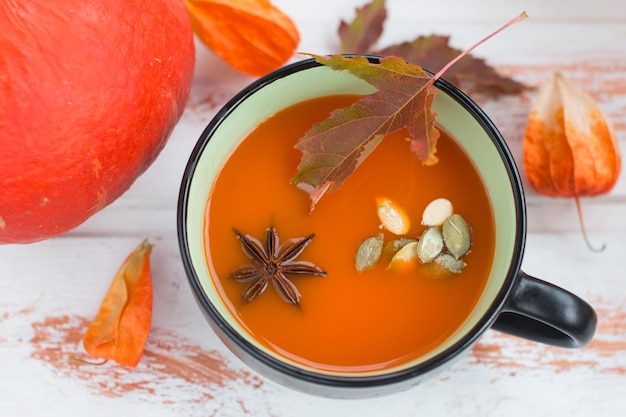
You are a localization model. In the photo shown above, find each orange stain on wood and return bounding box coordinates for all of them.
[29,314,264,407]
[470,301,626,375]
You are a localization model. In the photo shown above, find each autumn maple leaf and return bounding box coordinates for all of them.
[338,0,528,96]
[291,54,439,209]
[378,35,527,96]
[338,0,386,53]
[294,12,528,210]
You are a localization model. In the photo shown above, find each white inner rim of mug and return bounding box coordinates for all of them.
[185,65,517,377]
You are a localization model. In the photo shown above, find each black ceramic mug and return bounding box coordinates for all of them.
[177,56,597,398]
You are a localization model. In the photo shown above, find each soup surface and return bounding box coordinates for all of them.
[205,95,495,373]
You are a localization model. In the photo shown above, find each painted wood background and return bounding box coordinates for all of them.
[1,0,625,415]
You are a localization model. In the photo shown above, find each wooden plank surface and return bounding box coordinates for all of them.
[1,0,625,415]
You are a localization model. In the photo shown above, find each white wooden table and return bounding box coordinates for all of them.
[2,0,625,415]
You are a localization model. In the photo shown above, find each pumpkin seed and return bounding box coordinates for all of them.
[388,241,419,270]
[376,197,410,235]
[434,253,467,274]
[384,238,417,256]
[355,235,384,272]
[442,214,471,259]
[416,226,444,263]
[421,198,453,227]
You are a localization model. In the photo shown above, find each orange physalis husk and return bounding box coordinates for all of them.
[83,240,154,367]
[523,72,622,251]
[184,0,300,76]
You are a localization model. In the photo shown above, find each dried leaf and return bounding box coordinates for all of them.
[337,0,529,96]
[338,0,387,53]
[291,54,439,208]
[523,72,621,250]
[83,240,154,367]
[294,13,527,210]
[185,0,300,76]
[378,35,528,96]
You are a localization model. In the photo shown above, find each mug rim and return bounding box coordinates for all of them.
[177,55,527,389]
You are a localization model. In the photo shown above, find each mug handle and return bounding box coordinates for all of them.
[491,271,597,348]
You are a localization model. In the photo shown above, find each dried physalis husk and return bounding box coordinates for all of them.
[421,198,453,226]
[523,72,621,251]
[355,234,384,272]
[376,197,411,235]
[442,214,471,259]
[185,0,300,76]
[523,72,621,198]
[416,226,444,263]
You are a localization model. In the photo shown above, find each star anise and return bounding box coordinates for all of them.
[231,227,326,305]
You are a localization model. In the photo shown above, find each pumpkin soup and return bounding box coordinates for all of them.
[204,94,495,373]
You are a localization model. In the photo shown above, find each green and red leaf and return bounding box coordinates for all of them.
[291,54,439,210]
[378,35,527,96]
[294,12,529,210]
[338,0,387,53]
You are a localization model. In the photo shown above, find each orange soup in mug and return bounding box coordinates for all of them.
[178,56,597,398]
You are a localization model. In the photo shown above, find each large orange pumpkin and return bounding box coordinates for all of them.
[0,0,195,244]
